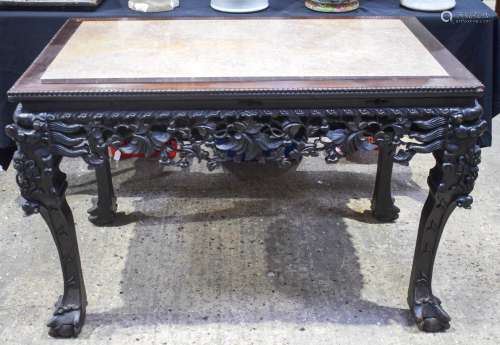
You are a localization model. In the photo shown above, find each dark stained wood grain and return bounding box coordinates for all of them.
[8,17,483,103]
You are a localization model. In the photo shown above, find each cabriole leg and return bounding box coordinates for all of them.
[408,150,454,332]
[7,121,87,338]
[42,194,87,337]
[371,134,400,221]
[408,109,485,332]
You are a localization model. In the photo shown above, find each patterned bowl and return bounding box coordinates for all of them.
[305,0,359,13]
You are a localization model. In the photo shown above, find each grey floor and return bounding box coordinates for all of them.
[0,114,499,345]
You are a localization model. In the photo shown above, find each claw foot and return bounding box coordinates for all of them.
[412,295,451,332]
[88,203,116,226]
[47,300,85,338]
[371,203,400,222]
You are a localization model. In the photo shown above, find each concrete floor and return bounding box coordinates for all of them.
[1,115,500,345]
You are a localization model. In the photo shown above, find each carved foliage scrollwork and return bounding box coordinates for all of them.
[5,113,68,215]
[7,102,485,206]
[8,106,464,169]
[436,103,486,209]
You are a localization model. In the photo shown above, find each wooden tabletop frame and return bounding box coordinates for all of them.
[8,16,484,102]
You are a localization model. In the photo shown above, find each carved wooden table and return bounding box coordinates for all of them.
[5,17,487,337]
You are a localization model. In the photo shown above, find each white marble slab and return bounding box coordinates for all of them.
[42,19,448,83]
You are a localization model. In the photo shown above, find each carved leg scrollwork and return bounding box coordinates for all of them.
[408,105,486,332]
[6,115,87,338]
[371,133,400,221]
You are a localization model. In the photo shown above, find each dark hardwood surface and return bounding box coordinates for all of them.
[8,17,483,103]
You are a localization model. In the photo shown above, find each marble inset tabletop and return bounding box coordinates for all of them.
[41,18,449,83]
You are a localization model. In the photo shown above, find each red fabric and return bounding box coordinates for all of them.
[109,140,177,160]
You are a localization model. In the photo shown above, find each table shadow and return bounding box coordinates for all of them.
[65,158,424,335]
